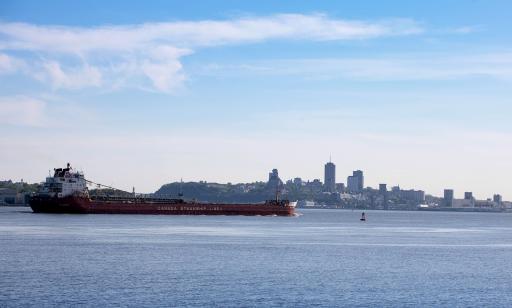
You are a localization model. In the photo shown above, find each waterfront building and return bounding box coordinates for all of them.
[444,189,454,207]
[297,200,316,207]
[452,198,474,208]
[493,194,503,205]
[0,188,26,205]
[464,192,473,200]
[347,170,364,193]
[400,189,425,202]
[0,188,17,205]
[324,161,336,193]
[474,199,494,208]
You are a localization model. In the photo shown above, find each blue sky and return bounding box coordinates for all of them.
[1,1,511,199]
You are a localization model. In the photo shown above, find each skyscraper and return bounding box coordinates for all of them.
[444,189,454,207]
[347,170,364,193]
[324,161,336,193]
[266,169,283,191]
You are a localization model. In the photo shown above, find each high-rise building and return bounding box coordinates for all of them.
[347,176,357,193]
[324,161,336,193]
[493,194,503,204]
[464,192,473,200]
[379,184,387,194]
[347,170,364,193]
[266,169,283,190]
[268,169,279,182]
[379,184,388,210]
[444,189,454,207]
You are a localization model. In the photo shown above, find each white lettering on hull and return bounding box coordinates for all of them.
[157,206,223,211]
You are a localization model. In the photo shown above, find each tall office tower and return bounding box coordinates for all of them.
[267,169,283,190]
[324,161,336,193]
[444,189,454,207]
[347,170,364,193]
[353,170,364,191]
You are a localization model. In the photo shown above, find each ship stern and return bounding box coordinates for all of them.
[29,195,89,214]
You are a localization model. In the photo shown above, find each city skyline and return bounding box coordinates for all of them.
[1,1,512,198]
[2,158,504,202]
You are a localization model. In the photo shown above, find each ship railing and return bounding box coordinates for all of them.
[90,195,184,203]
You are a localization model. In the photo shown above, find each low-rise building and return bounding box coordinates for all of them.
[399,189,425,202]
[0,188,26,205]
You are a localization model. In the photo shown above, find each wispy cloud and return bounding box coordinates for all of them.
[0,14,422,92]
[449,25,483,34]
[39,61,103,89]
[0,15,421,52]
[198,52,512,81]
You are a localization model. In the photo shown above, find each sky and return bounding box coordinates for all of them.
[1,0,511,199]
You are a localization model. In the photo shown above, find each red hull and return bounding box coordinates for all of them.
[30,195,295,216]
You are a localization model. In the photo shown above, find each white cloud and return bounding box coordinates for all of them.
[0,53,25,74]
[40,61,102,89]
[140,46,192,92]
[0,96,47,126]
[0,14,422,92]
[450,25,482,34]
[0,15,421,52]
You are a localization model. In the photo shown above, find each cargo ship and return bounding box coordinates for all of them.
[29,164,296,216]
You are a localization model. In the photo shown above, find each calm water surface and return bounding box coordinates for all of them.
[1,207,512,307]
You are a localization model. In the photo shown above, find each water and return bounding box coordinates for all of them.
[1,207,512,307]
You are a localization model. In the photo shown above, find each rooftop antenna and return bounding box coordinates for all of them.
[329,154,331,163]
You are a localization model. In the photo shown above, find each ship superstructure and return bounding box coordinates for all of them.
[39,163,88,198]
